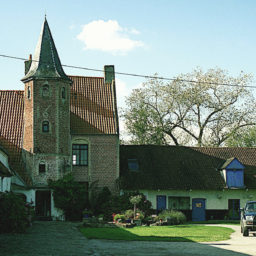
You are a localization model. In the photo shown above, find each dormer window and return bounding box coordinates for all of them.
[42,121,49,133]
[42,85,49,97]
[128,159,139,171]
[221,157,244,188]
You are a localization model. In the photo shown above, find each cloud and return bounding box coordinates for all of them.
[115,78,142,108]
[77,20,144,55]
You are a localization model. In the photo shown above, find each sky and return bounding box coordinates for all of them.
[1,0,256,136]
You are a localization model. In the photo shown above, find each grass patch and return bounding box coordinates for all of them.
[187,220,240,225]
[80,225,234,242]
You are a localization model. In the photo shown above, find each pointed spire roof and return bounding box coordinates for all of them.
[22,18,71,82]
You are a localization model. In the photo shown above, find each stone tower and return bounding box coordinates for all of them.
[21,18,72,187]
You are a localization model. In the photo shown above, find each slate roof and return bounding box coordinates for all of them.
[120,145,256,190]
[70,76,118,135]
[21,18,71,82]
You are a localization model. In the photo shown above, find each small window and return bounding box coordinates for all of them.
[27,86,31,99]
[128,159,139,171]
[72,144,88,166]
[42,85,49,97]
[61,87,66,99]
[42,121,49,133]
[39,163,46,173]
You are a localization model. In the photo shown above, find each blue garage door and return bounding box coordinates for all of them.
[192,198,206,221]
[157,195,166,212]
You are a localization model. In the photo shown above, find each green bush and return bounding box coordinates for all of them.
[158,210,186,225]
[135,209,145,220]
[0,192,27,233]
[48,173,89,221]
[114,214,125,222]
[124,209,134,219]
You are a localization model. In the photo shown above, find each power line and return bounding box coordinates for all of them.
[1,53,256,88]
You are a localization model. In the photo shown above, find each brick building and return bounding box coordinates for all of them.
[0,18,119,219]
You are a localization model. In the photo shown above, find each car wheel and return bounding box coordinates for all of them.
[243,228,249,237]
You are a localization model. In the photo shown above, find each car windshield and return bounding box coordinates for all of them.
[245,202,256,211]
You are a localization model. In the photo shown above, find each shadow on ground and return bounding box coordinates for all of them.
[0,221,252,256]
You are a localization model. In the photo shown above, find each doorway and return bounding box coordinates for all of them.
[192,198,206,221]
[35,190,51,219]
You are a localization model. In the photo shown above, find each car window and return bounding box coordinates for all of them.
[245,203,256,211]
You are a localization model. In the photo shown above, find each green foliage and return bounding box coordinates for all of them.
[89,186,112,216]
[130,195,142,205]
[97,191,152,221]
[48,173,89,220]
[123,67,255,146]
[157,210,186,225]
[0,192,27,233]
[114,214,125,222]
[124,209,134,219]
[226,126,256,147]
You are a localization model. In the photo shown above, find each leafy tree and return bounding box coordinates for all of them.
[0,192,27,233]
[123,68,255,146]
[226,126,256,147]
[48,173,89,220]
[130,195,142,220]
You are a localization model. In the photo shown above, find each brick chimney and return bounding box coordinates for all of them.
[24,54,32,75]
[104,65,115,83]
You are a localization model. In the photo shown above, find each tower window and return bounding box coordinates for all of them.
[42,121,49,133]
[61,87,66,99]
[42,85,49,97]
[39,163,46,173]
[27,86,31,99]
[72,144,88,166]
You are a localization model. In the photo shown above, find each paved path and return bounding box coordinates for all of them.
[0,222,255,256]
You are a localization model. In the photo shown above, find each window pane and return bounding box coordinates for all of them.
[80,149,88,165]
[72,144,88,166]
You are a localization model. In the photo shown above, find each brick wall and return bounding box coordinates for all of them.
[71,134,119,193]
[22,79,71,186]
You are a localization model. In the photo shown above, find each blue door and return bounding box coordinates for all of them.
[157,195,166,212]
[192,198,206,221]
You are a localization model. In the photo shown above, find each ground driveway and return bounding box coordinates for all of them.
[0,222,255,256]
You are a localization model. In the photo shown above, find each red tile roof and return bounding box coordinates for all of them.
[0,91,30,184]
[0,76,118,185]
[69,76,118,135]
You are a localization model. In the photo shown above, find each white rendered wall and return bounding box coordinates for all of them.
[140,189,256,210]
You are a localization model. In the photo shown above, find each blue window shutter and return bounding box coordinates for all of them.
[235,170,244,187]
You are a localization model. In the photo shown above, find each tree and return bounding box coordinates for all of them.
[123,68,256,146]
[48,173,89,220]
[129,195,142,220]
[226,126,256,147]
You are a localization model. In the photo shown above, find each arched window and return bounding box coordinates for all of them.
[61,87,66,99]
[42,121,49,133]
[27,86,31,99]
[42,85,49,97]
[39,162,46,173]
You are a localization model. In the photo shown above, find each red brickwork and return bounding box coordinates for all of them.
[72,135,119,193]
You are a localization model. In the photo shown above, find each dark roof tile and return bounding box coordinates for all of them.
[120,145,256,190]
